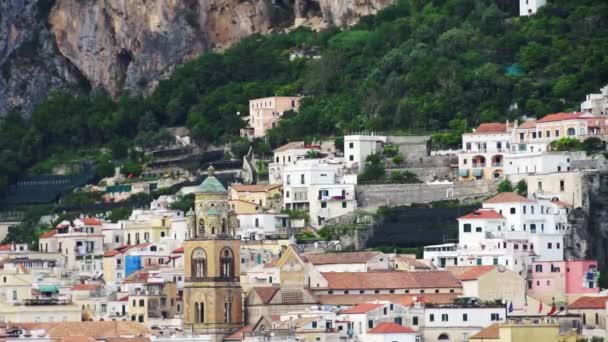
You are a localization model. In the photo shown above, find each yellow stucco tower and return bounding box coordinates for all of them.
[184,166,243,341]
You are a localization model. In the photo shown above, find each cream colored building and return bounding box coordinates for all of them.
[448,266,527,310]
[526,170,585,208]
[0,302,81,323]
[470,318,580,342]
[229,184,282,211]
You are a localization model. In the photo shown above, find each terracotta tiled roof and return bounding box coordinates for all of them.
[14,322,149,339]
[252,287,280,304]
[551,199,573,208]
[230,184,281,192]
[517,120,537,129]
[83,218,102,226]
[568,296,608,309]
[470,323,500,339]
[304,252,381,265]
[106,338,150,342]
[71,283,102,291]
[123,270,149,283]
[338,303,383,314]
[537,112,584,123]
[473,123,509,134]
[274,141,321,152]
[104,245,133,257]
[39,229,57,239]
[61,336,97,342]
[322,271,461,290]
[447,266,496,281]
[485,192,533,204]
[263,259,278,268]
[224,325,255,341]
[172,247,184,254]
[318,293,458,306]
[368,322,416,334]
[458,209,505,220]
[0,244,13,251]
[395,256,432,269]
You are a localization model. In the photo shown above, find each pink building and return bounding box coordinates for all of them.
[528,260,600,305]
[241,96,301,138]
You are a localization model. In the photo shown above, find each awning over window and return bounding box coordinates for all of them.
[459,169,469,177]
[38,285,58,293]
[472,169,484,177]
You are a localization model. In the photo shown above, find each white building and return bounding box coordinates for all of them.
[581,84,608,116]
[268,141,323,185]
[459,122,512,180]
[38,218,105,274]
[520,0,546,16]
[424,192,569,275]
[503,152,572,178]
[236,213,291,240]
[282,158,357,227]
[344,134,387,169]
[423,304,506,342]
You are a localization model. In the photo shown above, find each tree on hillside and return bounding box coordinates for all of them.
[497,178,514,193]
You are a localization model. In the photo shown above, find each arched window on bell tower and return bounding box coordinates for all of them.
[197,219,205,237]
[192,248,207,278]
[194,302,205,323]
[221,218,227,234]
[220,247,234,278]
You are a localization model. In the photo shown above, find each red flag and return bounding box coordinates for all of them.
[538,301,543,314]
[548,303,557,316]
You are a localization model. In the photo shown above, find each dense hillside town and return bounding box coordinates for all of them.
[1,0,608,342]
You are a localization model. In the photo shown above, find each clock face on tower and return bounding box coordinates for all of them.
[283,260,302,272]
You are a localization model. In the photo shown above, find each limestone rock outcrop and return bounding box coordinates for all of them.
[0,0,395,115]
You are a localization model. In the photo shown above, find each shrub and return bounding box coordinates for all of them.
[497,178,514,193]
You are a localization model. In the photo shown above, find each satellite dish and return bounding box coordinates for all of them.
[412,296,418,302]
[497,265,506,272]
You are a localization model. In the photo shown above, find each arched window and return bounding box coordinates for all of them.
[438,333,450,341]
[220,248,234,278]
[221,219,227,234]
[198,219,205,237]
[192,248,207,278]
[195,302,205,323]
[567,127,576,136]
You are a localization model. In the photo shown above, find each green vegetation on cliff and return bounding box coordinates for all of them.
[1,0,607,191]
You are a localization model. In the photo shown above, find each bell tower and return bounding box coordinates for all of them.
[184,166,243,341]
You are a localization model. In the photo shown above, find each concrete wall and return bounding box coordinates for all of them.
[356,180,499,212]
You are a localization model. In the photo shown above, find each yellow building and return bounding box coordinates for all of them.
[229,184,282,212]
[0,266,34,304]
[183,166,243,342]
[470,319,580,342]
[123,220,170,246]
[229,199,259,215]
[129,281,179,324]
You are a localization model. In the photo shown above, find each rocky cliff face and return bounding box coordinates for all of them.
[0,0,84,116]
[567,172,608,276]
[0,0,393,116]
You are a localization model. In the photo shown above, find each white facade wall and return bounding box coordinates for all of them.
[504,153,571,176]
[344,135,387,169]
[520,0,547,16]
[269,146,321,185]
[366,333,417,342]
[283,159,357,228]
[169,218,188,241]
[236,213,289,240]
[581,85,608,116]
[424,306,505,329]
